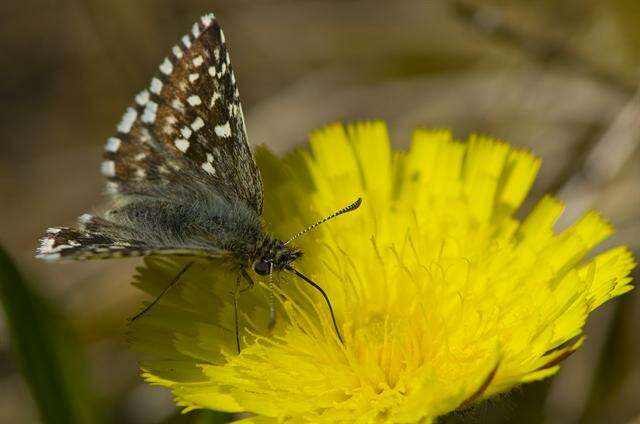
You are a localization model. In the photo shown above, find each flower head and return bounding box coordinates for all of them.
[130,122,634,423]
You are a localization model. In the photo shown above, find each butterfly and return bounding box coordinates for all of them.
[35,13,360,351]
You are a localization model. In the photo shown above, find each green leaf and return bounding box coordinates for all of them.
[0,246,101,424]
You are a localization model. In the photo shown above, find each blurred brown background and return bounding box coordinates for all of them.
[1,0,639,423]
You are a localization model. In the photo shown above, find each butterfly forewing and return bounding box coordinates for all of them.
[102,13,262,213]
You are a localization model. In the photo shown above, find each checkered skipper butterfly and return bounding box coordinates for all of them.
[36,13,360,350]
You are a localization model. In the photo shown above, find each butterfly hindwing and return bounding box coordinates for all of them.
[102,13,262,213]
[37,214,225,261]
[36,226,147,261]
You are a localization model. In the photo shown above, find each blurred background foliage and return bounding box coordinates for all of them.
[0,0,639,423]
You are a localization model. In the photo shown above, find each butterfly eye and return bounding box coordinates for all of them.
[253,260,271,276]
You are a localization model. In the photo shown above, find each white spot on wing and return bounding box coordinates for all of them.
[201,162,216,175]
[214,121,232,138]
[208,66,216,77]
[101,160,116,177]
[171,99,185,112]
[187,95,202,106]
[117,107,137,133]
[150,77,163,94]
[172,45,183,59]
[135,90,149,106]
[182,34,191,48]
[180,126,193,139]
[209,92,221,108]
[135,168,146,178]
[141,101,158,123]
[41,241,75,254]
[213,48,220,61]
[174,138,190,152]
[38,237,54,251]
[191,117,205,131]
[193,55,204,67]
[105,137,121,152]
[159,58,173,75]
[192,22,201,38]
[189,73,199,83]
[220,30,226,43]
[201,13,214,27]
[78,214,93,225]
[38,252,61,261]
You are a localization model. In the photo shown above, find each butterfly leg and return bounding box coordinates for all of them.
[232,270,256,354]
[130,261,194,322]
[232,274,242,353]
[240,269,276,331]
[239,268,255,293]
[267,277,277,331]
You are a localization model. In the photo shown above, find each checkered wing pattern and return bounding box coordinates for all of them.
[102,13,262,213]
[36,214,225,261]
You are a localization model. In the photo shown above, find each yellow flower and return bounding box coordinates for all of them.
[130,122,634,423]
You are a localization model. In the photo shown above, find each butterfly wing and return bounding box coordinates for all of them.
[37,14,263,262]
[36,215,229,261]
[102,13,262,213]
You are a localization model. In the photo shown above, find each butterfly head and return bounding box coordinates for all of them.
[252,238,302,276]
[251,198,362,276]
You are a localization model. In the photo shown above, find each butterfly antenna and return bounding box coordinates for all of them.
[287,266,344,344]
[284,197,362,245]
